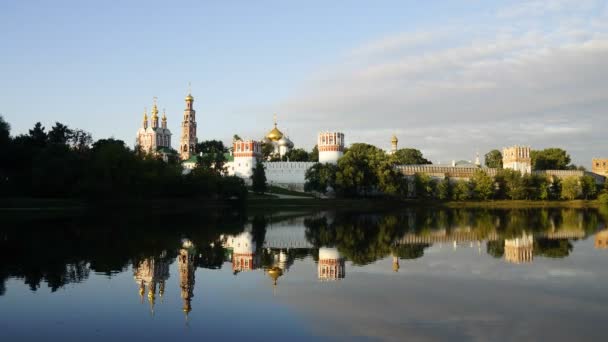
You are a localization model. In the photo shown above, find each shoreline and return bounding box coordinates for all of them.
[0,197,601,212]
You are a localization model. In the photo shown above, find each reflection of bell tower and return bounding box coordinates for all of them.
[504,232,534,264]
[179,240,196,317]
[133,252,170,314]
[318,247,345,280]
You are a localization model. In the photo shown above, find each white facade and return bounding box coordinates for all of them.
[263,161,316,191]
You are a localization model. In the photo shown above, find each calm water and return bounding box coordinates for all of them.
[1,207,608,341]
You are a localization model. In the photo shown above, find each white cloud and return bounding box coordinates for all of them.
[277,6,608,166]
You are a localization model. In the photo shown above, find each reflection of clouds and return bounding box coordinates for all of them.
[547,269,594,278]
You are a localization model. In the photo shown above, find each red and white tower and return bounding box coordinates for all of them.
[232,139,263,178]
[318,247,345,280]
[318,132,345,164]
[180,88,197,160]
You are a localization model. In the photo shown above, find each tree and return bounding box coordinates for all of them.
[28,122,48,148]
[531,148,571,170]
[305,163,338,193]
[471,170,494,200]
[251,161,267,194]
[261,142,275,160]
[580,175,598,200]
[69,129,93,152]
[451,180,471,201]
[282,148,309,162]
[0,115,10,146]
[414,173,435,198]
[335,143,386,196]
[560,176,581,200]
[436,178,451,200]
[496,169,526,200]
[196,140,228,174]
[309,145,319,162]
[48,122,73,145]
[484,150,503,168]
[377,161,407,196]
[391,148,431,165]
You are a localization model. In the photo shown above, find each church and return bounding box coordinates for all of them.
[135,89,198,162]
[135,97,172,155]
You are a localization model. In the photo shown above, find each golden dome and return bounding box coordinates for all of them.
[391,135,398,144]
[266,123,284,142]
[267,266,283,285]
[392,260,400,272]
[185,93,194,102]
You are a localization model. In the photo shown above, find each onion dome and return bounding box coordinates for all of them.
[185,93,194,102]
[267,266,283,286]
[391,135,398,144]
[277,136,292,147]
[266,122,283,142]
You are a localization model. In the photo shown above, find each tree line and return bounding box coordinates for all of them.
[0,116,247,201]
[305,142,607,200]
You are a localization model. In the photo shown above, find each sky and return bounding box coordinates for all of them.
[1,0,607,167]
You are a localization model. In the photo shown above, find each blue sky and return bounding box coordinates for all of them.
[1,0,607,166]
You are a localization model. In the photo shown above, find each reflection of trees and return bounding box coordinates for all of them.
[391,243,430,260]
[486,240,505,258]
[0,209,245,295]
[305,214,408,265]
[534,238,573,258]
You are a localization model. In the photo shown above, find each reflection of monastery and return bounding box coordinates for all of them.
[131,212,604,317]
[504,232,534,264]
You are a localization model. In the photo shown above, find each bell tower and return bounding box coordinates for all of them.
[180,84,197,160]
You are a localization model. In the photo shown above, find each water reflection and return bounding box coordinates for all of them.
[1,208,607,310]
[2,207,608,340]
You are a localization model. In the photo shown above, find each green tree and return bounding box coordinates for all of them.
[196,140,228,174]
[309,145,319,162]
[391,148,431,165]
[471,170,494,200]
[560,176,581,200]
[414,173,435,198]
[251,161,267,194]
[580,175,598,200]
[282,148,309,162]
[451,180,471,201]
[305,163,338,193]
[335,143,386,196]
[436,178,451,200]
[531,148,571,170]
[377,161,407,196]
[496,169,526,200]
[484,150,503,168]
[261,142,275,160]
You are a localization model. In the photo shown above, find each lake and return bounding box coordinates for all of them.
[1,207,608,341]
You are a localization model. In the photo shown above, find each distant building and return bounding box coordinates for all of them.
[318,131,345,164]
[136,98,172,155]
[180,91,198,160]
[261,117,294,159]
[502,145,531,174]
[592,158,608,178]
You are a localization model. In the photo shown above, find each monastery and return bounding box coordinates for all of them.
[135,89,606,191]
